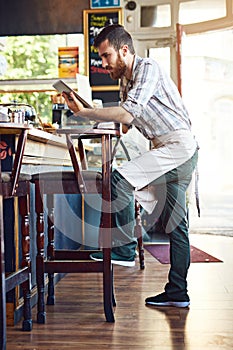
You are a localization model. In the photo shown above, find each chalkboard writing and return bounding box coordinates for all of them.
[84,9,122,88]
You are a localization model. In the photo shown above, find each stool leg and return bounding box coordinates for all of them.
[35,181,46,324]
[103,247,115,322]
[111,266,116,307]
[99,200,114,321]
[19,194,32,331]
[46,194,55,305]
[135,201,145,270]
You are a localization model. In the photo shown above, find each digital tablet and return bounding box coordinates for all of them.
[52,80,93,109]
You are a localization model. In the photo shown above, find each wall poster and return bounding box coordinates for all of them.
[83,8,122,91]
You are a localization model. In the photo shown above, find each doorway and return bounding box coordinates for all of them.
[135,28,233,236]
[182,28,233,235]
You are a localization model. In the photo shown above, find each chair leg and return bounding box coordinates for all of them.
[134,201,145,270]
[18,195,32,331]
[35,181,46,324]
[46,194,55,305]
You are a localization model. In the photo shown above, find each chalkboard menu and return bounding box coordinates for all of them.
[83,8,122,90]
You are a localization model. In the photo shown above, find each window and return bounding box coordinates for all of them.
[141,4,171,28]
[148,47,171,75]
[0,33,84,80]
[179,0,226,24]
[0,34,84,120]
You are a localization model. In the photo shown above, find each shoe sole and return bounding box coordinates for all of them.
[90,255,135,267]
[146,300,190,308]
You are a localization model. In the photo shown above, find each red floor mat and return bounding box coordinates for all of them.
[144,244,223,264]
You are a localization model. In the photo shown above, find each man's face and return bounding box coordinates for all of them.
[98,39,126,80]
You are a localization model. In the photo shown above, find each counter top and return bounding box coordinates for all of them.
[21,127,73,170]
[27,127,67,147]
[18,126,110,172]
[0,122,30,134]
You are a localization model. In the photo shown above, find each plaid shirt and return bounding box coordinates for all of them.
[121,55,192,139]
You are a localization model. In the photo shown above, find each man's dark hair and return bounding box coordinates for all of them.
[94,24,135,54]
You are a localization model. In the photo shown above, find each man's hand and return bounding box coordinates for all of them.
[62,91,84,114]
[63,91,133,125]
[122,124,132,134]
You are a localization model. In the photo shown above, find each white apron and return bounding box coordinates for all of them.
[117,129,197,213]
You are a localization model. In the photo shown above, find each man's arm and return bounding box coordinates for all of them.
[63,91,133,125]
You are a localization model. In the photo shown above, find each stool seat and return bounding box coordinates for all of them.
[31,170,102,181]
[1,172,31,183]
[1,173,31,199]
[31,170,102,196]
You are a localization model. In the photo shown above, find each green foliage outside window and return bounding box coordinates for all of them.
[0,35,63,121]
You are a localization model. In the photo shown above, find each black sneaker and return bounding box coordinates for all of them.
[145,292,190,308]
[90,251,135,267]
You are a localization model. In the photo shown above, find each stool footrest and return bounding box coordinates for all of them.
[5,267,30,292]
[54,249,100,260]
[45,260,104,273]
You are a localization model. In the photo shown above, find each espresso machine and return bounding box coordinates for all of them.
[52,101,92,128]
[52,101,72,127]
[0,102,36,124]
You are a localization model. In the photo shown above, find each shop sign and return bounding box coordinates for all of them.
[90,0,120,9]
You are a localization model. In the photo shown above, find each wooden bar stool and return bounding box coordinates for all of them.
[0,175,32,349]
[31,170,112,319]
[31,129,116,323]
[0,125,32,350]
[1,173,32,332]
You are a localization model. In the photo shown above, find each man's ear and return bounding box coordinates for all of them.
[121,45,129,56]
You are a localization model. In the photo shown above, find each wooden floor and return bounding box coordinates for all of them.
[6,233,233,350]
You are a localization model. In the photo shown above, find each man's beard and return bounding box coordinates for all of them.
[109,54,126,80]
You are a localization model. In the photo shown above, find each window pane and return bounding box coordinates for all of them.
[0,33,84,80]
[141,4,171,28]
[179,0,226,24]
[148,47,171,75]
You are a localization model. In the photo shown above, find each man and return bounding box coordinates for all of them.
[63,24,198,308]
